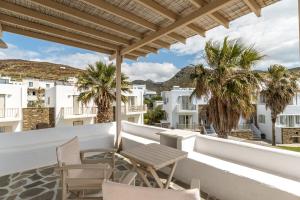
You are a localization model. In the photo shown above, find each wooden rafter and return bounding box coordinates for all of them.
[133,0,208,37]
[81,0,186,45]
[243,0,261,17]
[0,1,130,46]
[0,13,119,50]
[189,0,229,28]
[2,24,139,60]
[29,0,142,39]
[119,0,233,56]
[82,0,158,31]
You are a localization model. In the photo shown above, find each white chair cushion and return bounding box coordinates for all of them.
[102,181,200,200]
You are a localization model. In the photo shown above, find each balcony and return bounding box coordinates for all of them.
[0,121,299,200]
[62,107,97,119]
[0,108,20,122]
[176,104,197,113]
[122,105,147,115]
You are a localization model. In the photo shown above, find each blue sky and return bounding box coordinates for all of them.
[0,0,298,82]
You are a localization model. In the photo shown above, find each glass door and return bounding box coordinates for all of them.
[73,95,80,115]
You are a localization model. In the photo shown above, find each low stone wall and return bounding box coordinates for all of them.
[229,130,253,140]
[282,128,300,144]
[22,108,55,131]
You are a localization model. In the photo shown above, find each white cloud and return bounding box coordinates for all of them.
[122,62,179,82]
[171,0,299,70]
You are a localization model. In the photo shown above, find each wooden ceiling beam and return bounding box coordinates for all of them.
[243,0,261,17]
[82,0,188,45]
[133,0,177,21]
[29,0,142,39]
[133,0,206,37]
[0,13,119,50]
[189,0,229,28]
[140,46,158,53]
[82,0,158,31]
[186,24,206,37]
[120,0,232,55]
[2,24,137,60]
[2,25,114,55]
[167,32,186,44]
[152,40,171,49]
[0,1,130,46]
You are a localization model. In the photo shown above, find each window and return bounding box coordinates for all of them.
[32,91,36,96]
[258,115,265,124]
[280,116,286,125]
[46,84,50,88]
[0,126,12,133]
[47,97,50,105]
[296,116,300,124]
[259,94,266,104]
[29,82,33,87]
[73,120,83,126]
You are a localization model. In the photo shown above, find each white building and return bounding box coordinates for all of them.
[133,84,157,99]
[121,85,147,124]
[257,92,300,144]
[0,78,27,133]
[45,85,96,127]
[22,78,56,106]
[161,86,206,130]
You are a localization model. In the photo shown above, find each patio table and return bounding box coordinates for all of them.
[121,143,188,189]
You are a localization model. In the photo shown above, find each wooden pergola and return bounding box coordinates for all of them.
[0,0,278,148]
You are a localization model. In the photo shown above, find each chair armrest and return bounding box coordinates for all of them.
[121,172,137,185]
[58,163,111,170]
[80,148,117,154]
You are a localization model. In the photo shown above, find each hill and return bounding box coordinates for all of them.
[0,59,83,81]
[133,66,300,94]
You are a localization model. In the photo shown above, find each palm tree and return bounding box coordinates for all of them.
[191,37,264,138]
[77,61,130,123]
[261,65,298,146]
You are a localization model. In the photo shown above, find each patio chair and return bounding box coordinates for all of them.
[102,179,201,200]
[56,136,118,199]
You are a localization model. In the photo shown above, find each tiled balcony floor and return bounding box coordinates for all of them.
[0,154,216,200]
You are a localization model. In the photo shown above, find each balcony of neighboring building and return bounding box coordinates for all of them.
[0,108,21,122]
[62,107,97,119]
[122,105,147,115]
[176,104,197,113]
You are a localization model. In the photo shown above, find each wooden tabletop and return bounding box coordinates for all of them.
[121,143,188,170]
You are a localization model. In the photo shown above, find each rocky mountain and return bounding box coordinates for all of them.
[133,66,300,94]
[0,59,83,81]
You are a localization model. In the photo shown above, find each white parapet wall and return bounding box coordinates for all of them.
[0,123,115,176]
[1,121,300,200]
[121,122,300,200]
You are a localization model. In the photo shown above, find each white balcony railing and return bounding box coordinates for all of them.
[0,108,20,119]
[63,107,97,117]
[122,105,147,114]
[176,123,199,131]
[176,104,196,112]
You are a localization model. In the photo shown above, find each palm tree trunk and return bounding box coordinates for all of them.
[271,120,276,146]
[96,105,113,123]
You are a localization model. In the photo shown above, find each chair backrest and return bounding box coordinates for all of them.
[56,136,81,167]
[102,181,201,200]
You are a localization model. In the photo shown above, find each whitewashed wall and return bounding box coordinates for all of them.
[0,123,115,176]
[0,84,27,132]
[45,85,95,127]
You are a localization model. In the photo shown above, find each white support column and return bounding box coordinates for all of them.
[115,49,123,148]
